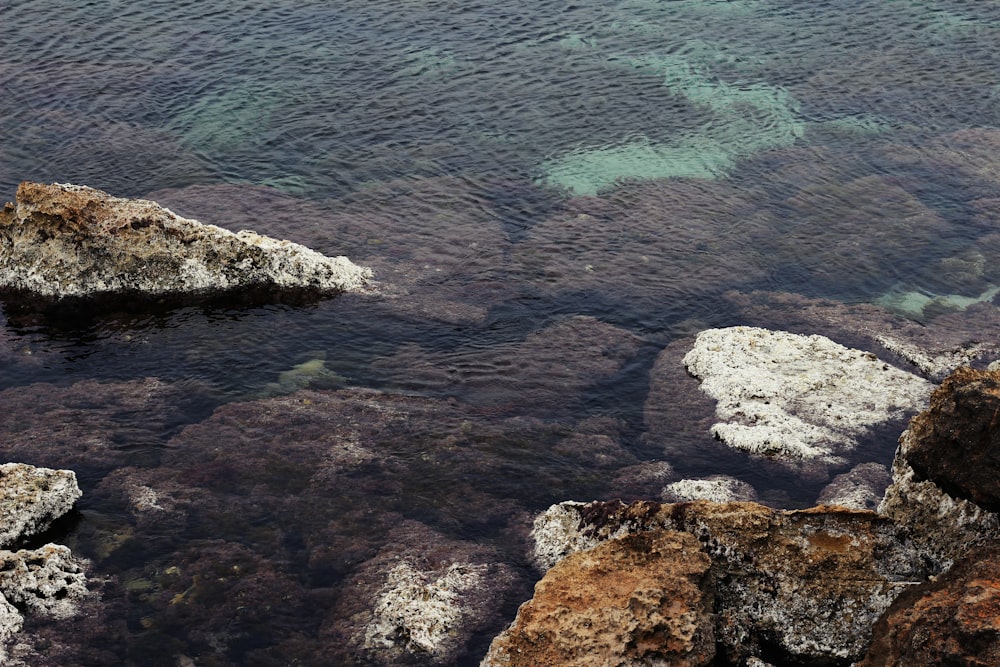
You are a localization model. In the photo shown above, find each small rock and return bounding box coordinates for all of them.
[817,462,891,510]
[0,463,81,549]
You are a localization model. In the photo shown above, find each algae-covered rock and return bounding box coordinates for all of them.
[325,520,519,666]
[0,182,371,300]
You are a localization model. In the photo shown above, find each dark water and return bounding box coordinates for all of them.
[4,0,1000,664]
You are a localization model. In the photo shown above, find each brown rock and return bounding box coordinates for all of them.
[482,529,715,667]
[529,499,933,664]
[859,543,1000,667]
[904,367,1000,512]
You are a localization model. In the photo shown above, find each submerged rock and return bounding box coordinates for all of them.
[0,182,371,300]
[375,315,644,418]
[683,326,933,465]
[325,520,519,666]
[0,377,206,474]
[482,530,715,667]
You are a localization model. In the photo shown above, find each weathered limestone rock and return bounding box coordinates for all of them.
[529,499,933,665]
[859,542,1000,667]
[482,530,715,667]
[0,544,90,658]
[722,289,1000,382]
[683,326,933,464]
[0,182,371,299]
[880,367,1000,568]
[0,463,81,548]
[0,544,88,619]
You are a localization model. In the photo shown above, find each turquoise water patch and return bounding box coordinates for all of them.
[876,285,1000,319]
[539,52,804,195]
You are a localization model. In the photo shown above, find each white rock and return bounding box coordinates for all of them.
[683,327,933,464]
[0,463,81,549]
[662,476,758,503]
[0,544,89,619]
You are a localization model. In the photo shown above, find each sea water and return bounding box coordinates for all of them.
[3,0,1000,663]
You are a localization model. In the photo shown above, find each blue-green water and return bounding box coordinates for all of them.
[4,0,1000,664]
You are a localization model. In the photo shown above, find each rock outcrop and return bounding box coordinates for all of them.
[859,542,1000,667]
[683,326,933,465]
[528,499,933,665]
[0,182,371,299]
[482,530,715,667]
[880,367,1000,568]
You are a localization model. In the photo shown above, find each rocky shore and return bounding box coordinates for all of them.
[2,182,1000,664]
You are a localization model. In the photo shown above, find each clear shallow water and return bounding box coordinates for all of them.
[4,0,1000,664]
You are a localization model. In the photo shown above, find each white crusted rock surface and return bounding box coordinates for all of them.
[0,544,89,620]
[0,182,372,298]
[0,463,81,549]
[364,560,491,658]
[661,475,758,504]
[683,326,933,464]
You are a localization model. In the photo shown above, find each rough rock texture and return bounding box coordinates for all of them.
[880,367,1000,568]
[0,182,371,299]
[482,530,715,667]
[722,289,1000,382]
[0,544,91,659]
[858,542,1000,667]
[683,326,933,464]
[529,499,933,665]
[325,520,519,666]
[902,367,1000,512]
[661,475,758,504]
[0,464,81,548]
[816,463,891,511]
